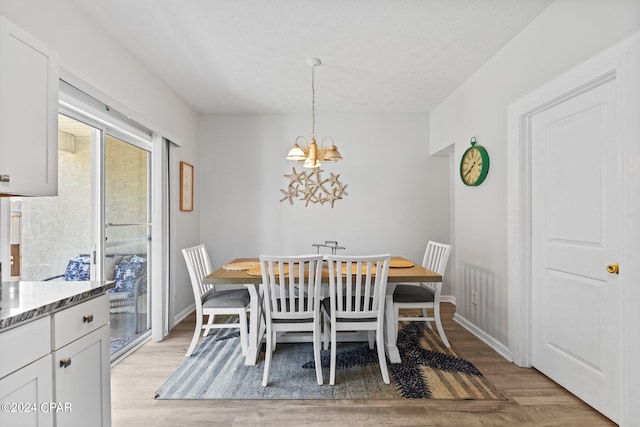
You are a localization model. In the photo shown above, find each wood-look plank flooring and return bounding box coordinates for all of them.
[110,304,615,426]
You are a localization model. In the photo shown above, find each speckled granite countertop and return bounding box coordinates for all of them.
[0,281,114,331]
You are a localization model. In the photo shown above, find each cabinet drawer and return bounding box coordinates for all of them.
[53,294,109,350]
[0,316,51,379]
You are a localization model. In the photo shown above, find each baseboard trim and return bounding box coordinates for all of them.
[453,313,514,362]
[441,295,456,305]
[173,303,195,330]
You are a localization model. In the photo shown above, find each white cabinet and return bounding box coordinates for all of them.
[0,294,111,427]
[0,14,58,196]
[0,317,54,427]
[0,356,54,427]
[52,294,111,427]
[53,325,110,427]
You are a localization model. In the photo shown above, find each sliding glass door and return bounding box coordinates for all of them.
[104,134,151,356]
[7,109,153,360]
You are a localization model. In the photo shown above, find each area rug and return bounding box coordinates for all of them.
[155,322,503,400]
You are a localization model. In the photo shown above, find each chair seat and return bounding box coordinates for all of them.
[321,297,377,322]
[271,298,315,323]
[202,288,250,309]
[393,284,435,303]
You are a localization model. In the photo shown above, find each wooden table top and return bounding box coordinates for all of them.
[204,256,441,285]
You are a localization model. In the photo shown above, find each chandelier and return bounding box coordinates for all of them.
[286,58,342,168]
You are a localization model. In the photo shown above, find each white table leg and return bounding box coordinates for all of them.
[384,283,401,363]
[244,284,263,366]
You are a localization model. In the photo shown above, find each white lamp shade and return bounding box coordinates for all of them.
[286,143,306,161]
[303,157,320,168]
[322,145,342,162]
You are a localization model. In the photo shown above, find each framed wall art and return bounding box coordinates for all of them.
[180,161,194,212]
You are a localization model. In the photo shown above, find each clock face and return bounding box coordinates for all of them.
[460,146,489,186]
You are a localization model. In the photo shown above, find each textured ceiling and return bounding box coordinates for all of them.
[73,0,553,114]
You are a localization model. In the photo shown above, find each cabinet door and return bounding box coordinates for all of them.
[53,325,111,427]
[0,14,58,196]
[0,355,54,427]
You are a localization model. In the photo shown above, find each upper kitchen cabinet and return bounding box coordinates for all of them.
[0,14,58,196]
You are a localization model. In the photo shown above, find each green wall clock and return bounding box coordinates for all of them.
[460,137,490,186]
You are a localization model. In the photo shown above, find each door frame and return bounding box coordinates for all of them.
[507,33,640,425]
[59,83,157,355]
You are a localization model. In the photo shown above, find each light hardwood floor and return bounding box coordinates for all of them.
[111,303,614,426]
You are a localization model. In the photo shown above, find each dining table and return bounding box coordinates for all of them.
[203,256,441,366]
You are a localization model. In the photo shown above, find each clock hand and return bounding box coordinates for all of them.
[464,162,476,177]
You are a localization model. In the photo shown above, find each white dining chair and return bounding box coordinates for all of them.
[392,241,452,347]
[182,244,250,357]
[324,254,391,385]
[260,254,325,387]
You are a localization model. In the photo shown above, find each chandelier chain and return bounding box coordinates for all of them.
[285,57,342,172]
[311,64,315,139]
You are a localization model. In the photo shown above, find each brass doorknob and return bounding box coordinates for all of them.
[607,263,619,274]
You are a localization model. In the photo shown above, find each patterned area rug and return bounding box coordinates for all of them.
[155,322,503,400]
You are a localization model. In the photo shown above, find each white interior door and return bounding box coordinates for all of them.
[531,76,620,422]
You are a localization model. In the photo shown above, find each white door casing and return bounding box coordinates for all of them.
[530,76,619,422]
[507,32,640,426]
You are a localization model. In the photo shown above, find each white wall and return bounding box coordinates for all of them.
[0,0,201,328]
[430,0,640,347]
[199,113,451,286]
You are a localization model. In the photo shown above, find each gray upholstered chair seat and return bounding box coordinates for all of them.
[392,285,435,303]
[202,288,250,309]
[321,297,377,322]
[270,298,315,323]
